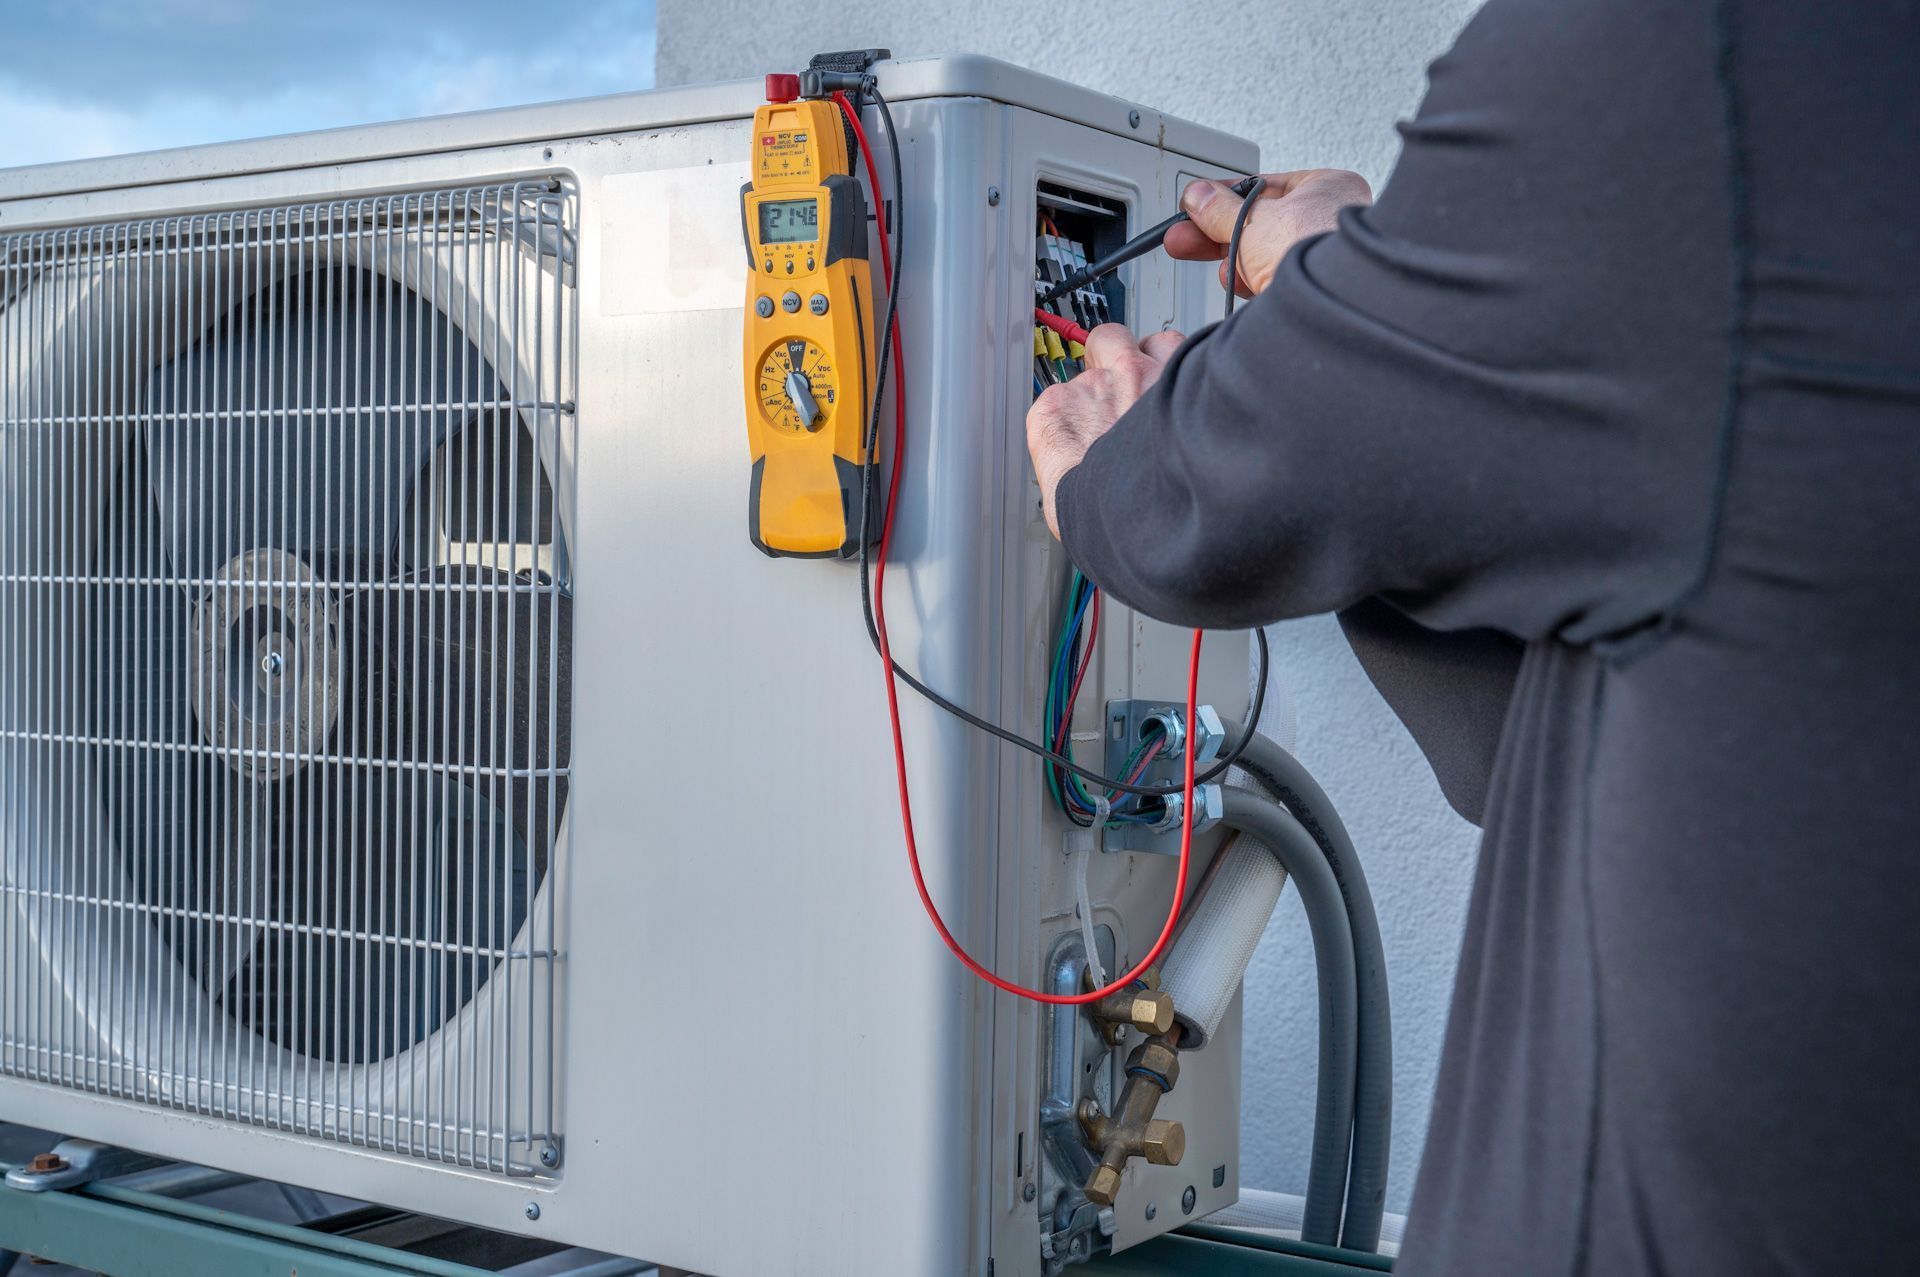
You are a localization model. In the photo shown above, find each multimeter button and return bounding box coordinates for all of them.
[809,293,829,316]
[781,291,802,313]
[755,296,774,318]
[763,259,773,272]
[806,256,816,271]
[785,259,795,274]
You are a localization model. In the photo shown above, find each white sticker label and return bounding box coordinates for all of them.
[599,162,752,316]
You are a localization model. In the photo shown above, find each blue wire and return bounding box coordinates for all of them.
[1049,576,1097,817]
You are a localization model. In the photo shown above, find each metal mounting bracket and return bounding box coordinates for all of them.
[1099,700,1225,856]
[5,1140,163,1193]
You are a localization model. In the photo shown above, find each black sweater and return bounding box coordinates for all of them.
[1056,1,1920,1272]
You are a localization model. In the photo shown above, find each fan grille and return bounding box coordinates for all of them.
[0,181,575,1176]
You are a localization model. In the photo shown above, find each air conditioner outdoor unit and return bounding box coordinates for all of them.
[0,57,1260,1277]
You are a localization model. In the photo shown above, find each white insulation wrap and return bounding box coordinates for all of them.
[1162,835,1288,1049]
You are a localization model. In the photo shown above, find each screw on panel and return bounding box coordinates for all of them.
[525,1202,541,1221]
[539,1144,560,1169]
[1182,1185,1197,1215]
[1021,1180,1036,1202]
[1144,1202,1157,1221]
[1128,110,1142,129]
[987,186,1001,207]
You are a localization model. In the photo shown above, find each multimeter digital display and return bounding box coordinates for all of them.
[740,83,877,559]
[758,198,820,242]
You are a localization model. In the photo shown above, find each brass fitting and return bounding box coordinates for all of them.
[1141,1119,1185,1166]
[1090,987,1176,1038]
[1077,1030,1187,1206]
[1085,1164,1124,1207]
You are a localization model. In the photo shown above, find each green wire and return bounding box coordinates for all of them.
[1043,571,1086,814]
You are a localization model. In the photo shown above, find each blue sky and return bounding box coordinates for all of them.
[0,0,657,170]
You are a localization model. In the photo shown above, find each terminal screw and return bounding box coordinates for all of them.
[987,186,1001,206]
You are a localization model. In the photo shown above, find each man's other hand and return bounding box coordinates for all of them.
[1166,169,1372,297]
[1027,323,1183,539]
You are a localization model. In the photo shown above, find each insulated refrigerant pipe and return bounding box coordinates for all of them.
[1162,834,1288,1050]
[1219,719,1394,1256]
[1213,787,1359,1248]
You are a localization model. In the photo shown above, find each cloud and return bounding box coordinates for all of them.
[0,0,656,169]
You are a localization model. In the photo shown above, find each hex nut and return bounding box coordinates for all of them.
[1084,1164,1124,1207]
[1134,1040,1181,1090]
[1077,1096,1106,1132]
[1142,1120,1186,1167]
[28,1154,65,1174]
[1128,992,1175,1036]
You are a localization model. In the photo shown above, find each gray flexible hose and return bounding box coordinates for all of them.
[1221,719,1393,1255]
[1218,787,1357,1247]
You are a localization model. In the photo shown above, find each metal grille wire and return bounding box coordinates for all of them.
[0,180,575,1176]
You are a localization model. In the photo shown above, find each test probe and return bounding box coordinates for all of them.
[1037,173,1262,304]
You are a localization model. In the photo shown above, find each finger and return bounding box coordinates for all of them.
[1082,322,1141,369]
[1164,220,1226,262]
[1217,258,1257,299]
[1139,328,1185,363]
[1179,178,1248,247]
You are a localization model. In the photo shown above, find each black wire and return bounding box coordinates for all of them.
[854,84,1269,799]
[1222,176,1268,316]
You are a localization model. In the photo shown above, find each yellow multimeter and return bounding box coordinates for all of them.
[740,73,877,558]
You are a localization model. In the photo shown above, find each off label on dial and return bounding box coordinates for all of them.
[757,338,839,433]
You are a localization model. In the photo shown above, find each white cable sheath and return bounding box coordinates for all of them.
[1161,833,1287,1049]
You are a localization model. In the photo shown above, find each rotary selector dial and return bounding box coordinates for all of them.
[757,338,838,433]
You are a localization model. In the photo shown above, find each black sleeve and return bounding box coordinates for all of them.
[1337,600,1522,826]
[1055,0,1731,646]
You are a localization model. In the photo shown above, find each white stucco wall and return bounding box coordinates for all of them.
[655,1,1485,1215]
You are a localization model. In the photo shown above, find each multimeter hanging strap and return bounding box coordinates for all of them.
[806,49,889,176]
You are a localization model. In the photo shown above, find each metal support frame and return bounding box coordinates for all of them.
[1088,1224,1393,1276]
[0,1153,1390,1277]
[0,1157,497,1277]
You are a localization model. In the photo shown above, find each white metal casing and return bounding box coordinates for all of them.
[0,57,1261,1277]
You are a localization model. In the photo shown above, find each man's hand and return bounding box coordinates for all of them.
[1165,169,1372,297]
[1027,323,1184,539]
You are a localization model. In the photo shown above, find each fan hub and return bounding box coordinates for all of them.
[189,549,340,780]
